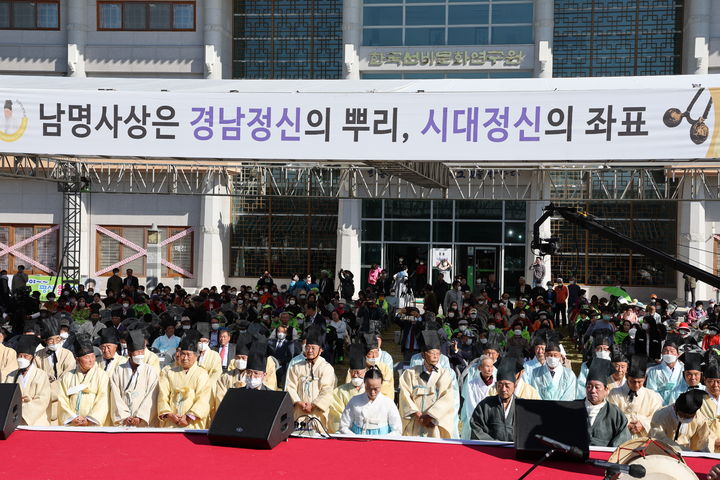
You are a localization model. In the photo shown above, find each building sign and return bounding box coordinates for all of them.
[1,78,720,161]
[359,45,534,71]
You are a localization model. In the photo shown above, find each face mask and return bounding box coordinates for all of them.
[277,332,286,341]
[351,377,364,387]
[480,338,488,344]
[595,350,611,360]
[681,332,689,338]
[47,343,62,352]
[469,313,477,319]
[299,296,306,300]
[122,303,130,308]
[132,355,144,364]
[519,313,526,318]
[459,325,467,332]
[448,313,455,318]
[366,357,377,366]
[288,300,296,305]
[662,354,677,364]
[197,342,209,352]
[180,325,190,330]
[488,325,496,331]
[492,304,498,309]
[17,357,30,369]
[262,315,270,321]
[641,323,649,331]
[59,332,69,340]
[235,359,247,370]
[602,315,611,320]
[457,286,462,291]
[247,377,263,389]
[464,339,473,346]
[546,357,561,369]
[211,324,220,331]
[514,329,522,336]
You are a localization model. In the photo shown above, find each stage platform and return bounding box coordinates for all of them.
[2,428,719,479]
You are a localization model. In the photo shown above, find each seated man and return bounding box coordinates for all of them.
[98,327,126,378]
[399,330,456,438]
[668,352,706,405]
[584,358,630,447]
[3,335,50,426]
[646,342,685,405]
[244,347,272,391]
[339,368,401,436]
[285,326,337,429]
[607,355,663,439]
[460,355,495,438]
[328,344,367,433]
[527,341,577,401]
[110,329,159,427]
[157,336,211,429]
[196,332,222,385]
[344,334,393,400]
[469,355,521,441]
[57,334,110,426]
[650,389,714,452]
[35,317,76,425]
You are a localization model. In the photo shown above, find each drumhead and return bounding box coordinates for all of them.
[615,455,697,480]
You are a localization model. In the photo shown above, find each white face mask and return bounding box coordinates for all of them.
[546,357,561,369]
[47,343,62,352]
[17,357,31,369]
[182,325,190,330]
[514,329,522,336]
[488,325,496,331]
[277,332,286,340]
[351,377,364,387]
[211,324,220,331]
[448,313,455,318]
[595,350,611,360]
[289,300,296,305]
[132,355,144,365]
[366,357,377,366]
[123,303,130,308]
[235,359,247,370]
[247,376,263,389]
[59,332,69,340]
[459,325,467,332]
[662,354,677,365]
[197,342,209,352]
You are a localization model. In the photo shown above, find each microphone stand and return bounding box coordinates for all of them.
[516,448,556,480]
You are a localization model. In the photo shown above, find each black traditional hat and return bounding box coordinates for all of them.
[586,358,615,386]
[628,355,649,379]
[73,333,95,357]
[676,389,708,415]
[348,344,366,370]
[16,335,41,355]
[98,327,119,346]
[419,330,441,352]
[125,329,146,352]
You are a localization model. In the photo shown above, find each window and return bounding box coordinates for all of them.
[96,226,194,278]
[0,1,59,29]
[230,196,338,277]
[0,224,59,274]
[362,0,533,46]
[97,1,195,31]
[232,0,343,79]
[553,0,683,77]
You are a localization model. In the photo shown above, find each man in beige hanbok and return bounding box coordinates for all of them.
[650,389,714,452]
[35,318,77,424]
[157,336,211,429]
[98,328,127,378]
[0,328,18,379]
[110,330,159,427]
[329,345,367,433]
[285,326,336,429]
[3,335,50,426]
[197,334,222,386]
[399,330,456,438]
[57,334,110,426]
[608,355,663,439]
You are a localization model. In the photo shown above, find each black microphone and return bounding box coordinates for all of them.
[533,434,584,459]
[586,459,646,478]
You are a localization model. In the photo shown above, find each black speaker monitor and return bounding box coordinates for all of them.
[208,389,294,449]
[514,399,590,461]
[0,383,21,440]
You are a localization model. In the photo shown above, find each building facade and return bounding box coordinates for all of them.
[0,0,719,303]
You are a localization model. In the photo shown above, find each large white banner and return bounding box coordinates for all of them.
[1,85,719,161]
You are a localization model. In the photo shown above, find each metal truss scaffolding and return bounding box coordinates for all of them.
[52,162,83,288]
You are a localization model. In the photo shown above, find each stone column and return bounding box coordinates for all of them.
[204,0,225,79]
[66,0,87,77]
[533,0,554,78]
[335,199,362,297]
[683,0,711,75]
[343,0,362,79]
[198,184,228,287]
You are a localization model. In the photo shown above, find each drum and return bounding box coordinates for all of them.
[607,437,697,480]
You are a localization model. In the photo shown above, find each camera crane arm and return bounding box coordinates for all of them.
[531,203,720,290]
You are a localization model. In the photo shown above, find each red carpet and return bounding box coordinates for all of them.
[1,430,717,479]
